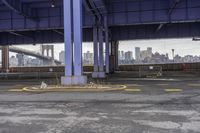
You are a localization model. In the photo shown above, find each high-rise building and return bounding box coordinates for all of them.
[147,47,152,57]
[135,47,140,61]
[59,51,65,64]
[125,51,133,61]
[16,53,24,66]
[9,56,18,67]
[118,51,125,61]
[121,51,125,60]
[30,58,41,66]
[83,51,93,65]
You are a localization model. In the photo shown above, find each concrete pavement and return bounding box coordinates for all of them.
[0,77,200,132]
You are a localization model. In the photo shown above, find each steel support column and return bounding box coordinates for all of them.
[63,0,73,77]
[92,23,106,78]
[98,26,104,72]
[104,16,110,74]
[93,26,99,73]
[73,0,83,76]
[61,0,87,85]
[1,46,9,73]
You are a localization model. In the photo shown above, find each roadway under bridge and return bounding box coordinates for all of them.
[0,0,200,85]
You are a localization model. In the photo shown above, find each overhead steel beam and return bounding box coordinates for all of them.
[8,31,35,40]
[1,0,37,20]
[52,30,64,36]
[168,0,181,15]
[92,0,107,14]
[156,23,165,32]
[84,0,101,19]
[157,0,181,32]
[84,0,107,20]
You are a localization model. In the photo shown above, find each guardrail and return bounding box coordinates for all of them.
[118,63,200,72]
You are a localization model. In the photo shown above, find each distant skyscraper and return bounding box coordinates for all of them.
[9,56,18,67]
[59,51,65,64]
[121,51,125,60]
[125,51,133,61]
[135,47,140,61]
[16,53,24,66]
[118,51,125,61]
[83,51,93,65]
[147,47,152,57]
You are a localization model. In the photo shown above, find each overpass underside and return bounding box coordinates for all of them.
[0,0,200,85]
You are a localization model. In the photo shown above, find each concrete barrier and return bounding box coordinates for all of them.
[0,63,200,73]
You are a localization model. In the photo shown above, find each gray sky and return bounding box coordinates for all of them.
[4,38,200,60]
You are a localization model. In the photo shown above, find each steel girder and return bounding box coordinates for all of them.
[1,22,200,45]
[84,0,107,22]
[157,0,181,31]
[169,0,181,15]
[1,0,37,20]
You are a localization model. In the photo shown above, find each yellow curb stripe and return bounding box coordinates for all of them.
[125,89,141,92]
[165,89,183,92]
[21,85,127,92]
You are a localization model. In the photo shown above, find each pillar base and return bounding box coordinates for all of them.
[61,76,87,86]
[92,72,106,78]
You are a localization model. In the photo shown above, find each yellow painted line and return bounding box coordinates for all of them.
[125,89,141,92]
[22,87,29,91]
[9,89,24,92]
[165,89,183,92]
[188,84,200,87]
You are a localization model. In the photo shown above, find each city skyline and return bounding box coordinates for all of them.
[0,38,200,61]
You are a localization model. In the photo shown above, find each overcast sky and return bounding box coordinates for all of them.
[3,38,200,60]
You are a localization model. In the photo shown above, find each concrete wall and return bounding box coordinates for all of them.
[1,63,200,73]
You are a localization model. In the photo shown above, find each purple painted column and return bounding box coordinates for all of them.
[104,16,110,74]
[63,0,73,76]
[62,0,87,85]
[98,26,104,72]
[93,26,99,73]
[73,0,82,76]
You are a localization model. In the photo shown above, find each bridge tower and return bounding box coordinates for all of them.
[40,45,55,66]
[41,45,54,59]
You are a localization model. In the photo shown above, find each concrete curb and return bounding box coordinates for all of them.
[21,85,127,92]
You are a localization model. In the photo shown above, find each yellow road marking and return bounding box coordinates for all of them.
[9,89,24,92]
[125,89,141,92]
[165,89,183,92]
[188,84,200,87]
